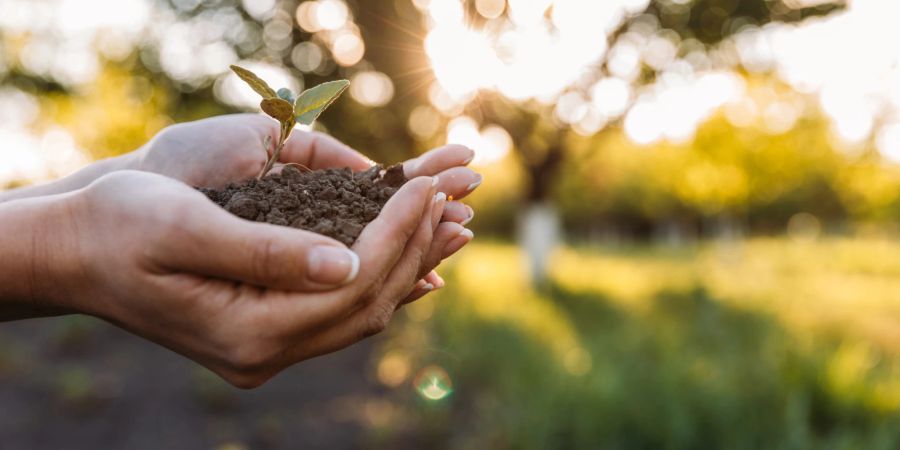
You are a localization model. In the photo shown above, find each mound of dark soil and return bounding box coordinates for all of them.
[200,164,407,246]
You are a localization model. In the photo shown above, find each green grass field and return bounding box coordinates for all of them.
[370,238,900,449]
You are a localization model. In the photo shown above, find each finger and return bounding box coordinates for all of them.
[399,278,435,306]
[257,176,438,334]
[442,226,474,259]
[280,130,372,171]
[354,194,438,322]
[424,270,445,289]
[442,201,474,225]
[327,177,437,310]
[433,167,482,200]
[403,144,474,178]
[414,222,473,281]
[154,197,360,292]
[398,271,445,306]
[435,223,473,259]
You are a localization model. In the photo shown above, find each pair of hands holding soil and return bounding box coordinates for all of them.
[0,114,481,388]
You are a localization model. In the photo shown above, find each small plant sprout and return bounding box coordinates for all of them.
[229,65,350,179]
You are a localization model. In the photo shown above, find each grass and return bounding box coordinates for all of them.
[369,237,900,449]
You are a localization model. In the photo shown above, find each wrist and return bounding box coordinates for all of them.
[0,192,85,319]
[0,152,139,204]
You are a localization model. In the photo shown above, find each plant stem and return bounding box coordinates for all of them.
[257,122,291,179]
[257,141,283,179]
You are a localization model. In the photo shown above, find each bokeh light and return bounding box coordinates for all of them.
[446,117,512,165]
[331,31,365,66]
[295,1,321,32]
[241,0,276,21]
[407,105,443,139]
[315,0,349,30]
[349,71,394,107]
[475,0,505,19]
[376,351,412,387]
[591,77,632,118]
[291,42,325,73]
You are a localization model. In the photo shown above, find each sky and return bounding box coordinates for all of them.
[0,0,898,184]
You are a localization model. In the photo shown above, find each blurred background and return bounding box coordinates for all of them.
[3,0,900,448]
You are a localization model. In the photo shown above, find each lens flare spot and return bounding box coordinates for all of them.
[413,365,453,400]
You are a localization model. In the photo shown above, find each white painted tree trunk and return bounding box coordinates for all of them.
[518,202,561,286]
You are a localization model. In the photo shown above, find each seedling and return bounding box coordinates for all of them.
[202,64,405,246]
[230,65,350,179]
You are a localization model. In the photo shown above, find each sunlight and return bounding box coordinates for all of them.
[757,0,900,153]
[423,0,649,103]
[425,25,500,98]
[446,117,512,165]
[426,0,465,26]
[0,127,88,186]
[418,0,900,156]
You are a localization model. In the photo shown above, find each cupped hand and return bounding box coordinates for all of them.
[136,114,481,203]
[135,114,482,297]
[51,170,464,387]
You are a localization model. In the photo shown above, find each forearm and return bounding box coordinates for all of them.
[0,193,82,320]
[0,152,137,203]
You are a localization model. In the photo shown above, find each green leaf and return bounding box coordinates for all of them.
[260,98,295,123]
[294,80,350,125]
[230,65,276,99]
[277,88,295,103]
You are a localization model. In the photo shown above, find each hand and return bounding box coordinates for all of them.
[27,170,461,387]
[136,114,482,298]
[136,113,480,223]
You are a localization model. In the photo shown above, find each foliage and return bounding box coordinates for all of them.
[372,239,900,449]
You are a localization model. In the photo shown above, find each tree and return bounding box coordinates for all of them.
[1,0,847,283]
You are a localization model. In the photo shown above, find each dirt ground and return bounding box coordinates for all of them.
[0,314,386,450]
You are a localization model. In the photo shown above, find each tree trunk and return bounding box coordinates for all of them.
[517,138,565,287]
[518,202,561,287]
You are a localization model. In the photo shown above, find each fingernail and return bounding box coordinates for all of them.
[462,150,475,165]
[432,192,447,226]
[466,175,482,192]
[443,228,474,257]
[461,204,475,226]
[307,246,359,286]
[409,157,422,174]
[422,283,435,292]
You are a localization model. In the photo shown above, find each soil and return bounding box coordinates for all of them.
[200,164,407,246]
